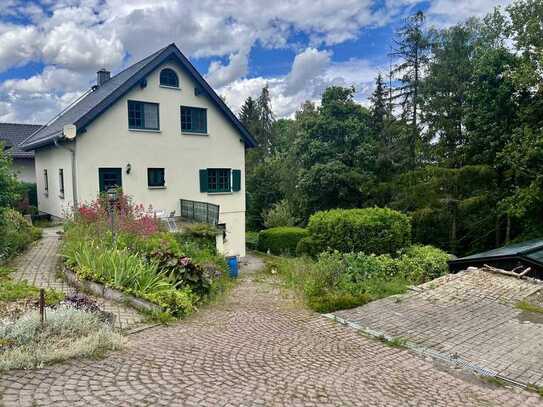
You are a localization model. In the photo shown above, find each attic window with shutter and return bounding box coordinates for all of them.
[159,68,179,88]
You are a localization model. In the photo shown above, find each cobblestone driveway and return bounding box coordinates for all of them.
[334,269,543,387]
[2,261,542,406]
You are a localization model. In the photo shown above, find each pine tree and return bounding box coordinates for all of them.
[256,85,275,155]
[370,74,387,136]
[390,11,431,170]
[239,96,260,137]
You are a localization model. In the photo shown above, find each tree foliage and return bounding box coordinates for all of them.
[242,1,543,256]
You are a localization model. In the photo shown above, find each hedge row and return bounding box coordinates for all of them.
[300,207,411,256]
[257,227,309,255]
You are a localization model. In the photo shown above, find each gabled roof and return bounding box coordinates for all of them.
[21,43,256,150]
[0,123,43,158]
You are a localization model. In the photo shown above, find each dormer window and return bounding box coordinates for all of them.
[160,68,179,88]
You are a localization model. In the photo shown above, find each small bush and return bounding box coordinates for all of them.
[400,245,450,283]
[246,231,259,251]
[306,207,411,255]
[262,200,298,228]
[0,306,123,370]
[258,227,309,255]
[296,236,321,257]
[0,208,41,262]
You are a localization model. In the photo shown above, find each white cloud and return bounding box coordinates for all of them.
[0,24,40,72]
[219,49,385,118]
[42,22,124,71]
[0,67,89,123]
[285,48,331,95]
[0,0,509,123]
[206,49,250,88]
[425,0,512,26]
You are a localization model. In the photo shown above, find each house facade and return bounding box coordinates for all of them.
[0,123,42,183]
[21,44,256,257]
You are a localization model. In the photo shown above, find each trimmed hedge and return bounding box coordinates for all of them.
[258,227,309,255]
[304,207,411,256]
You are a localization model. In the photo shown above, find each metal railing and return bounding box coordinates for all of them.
[179,199,220,225]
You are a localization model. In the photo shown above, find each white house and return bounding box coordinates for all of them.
[0,123,42,183]
[21,43,256,257]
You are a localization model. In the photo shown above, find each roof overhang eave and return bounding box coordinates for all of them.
[20,132,63,151]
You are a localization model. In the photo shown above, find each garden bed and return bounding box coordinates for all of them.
[62,193,230,319]
[62,267,162,314]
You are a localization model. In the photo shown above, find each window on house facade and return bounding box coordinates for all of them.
[128,101,159,130]
[199,169,241,193]
[180,106,207,133]
[44,169,48,195]
[207,168,230,192]
[147,168,165,188]
[59,169,65,199]
[159,68,179,88]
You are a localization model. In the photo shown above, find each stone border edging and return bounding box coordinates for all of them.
[63,268,162,314]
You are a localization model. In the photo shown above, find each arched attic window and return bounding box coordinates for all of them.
[160,68,179,88]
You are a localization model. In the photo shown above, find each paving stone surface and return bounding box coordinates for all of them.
[1,261,542,406]
[334,269,543,387]
[9,227,144,330]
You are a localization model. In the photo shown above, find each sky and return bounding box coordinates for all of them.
[0,0,512,124]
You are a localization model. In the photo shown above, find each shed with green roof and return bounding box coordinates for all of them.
[448,239,543,276]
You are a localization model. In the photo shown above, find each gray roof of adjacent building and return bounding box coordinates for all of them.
[0,123,43,158]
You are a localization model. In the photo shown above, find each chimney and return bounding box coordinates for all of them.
[97,69,110,86]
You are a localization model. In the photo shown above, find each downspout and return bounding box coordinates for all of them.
[54,137,78,209]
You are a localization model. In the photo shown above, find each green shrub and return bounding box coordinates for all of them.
[0,208,41,262]
[246,231,259,251]
[272,244,449,313]
[262,200,298,228]
[258,227,309,255]
[296,236,321,257]
[400,245,450,283]
[306,207,411,255]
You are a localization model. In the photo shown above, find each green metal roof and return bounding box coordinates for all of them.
[458,238,543,261]
[449,238,543,272]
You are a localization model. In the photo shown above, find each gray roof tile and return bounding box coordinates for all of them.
[0,123,43,158]
[21,44,256,150]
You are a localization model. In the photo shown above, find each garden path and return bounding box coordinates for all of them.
[10,226,144,330]
[1,256,542,406]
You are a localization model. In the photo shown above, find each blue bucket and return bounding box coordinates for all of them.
[227,256,239,278]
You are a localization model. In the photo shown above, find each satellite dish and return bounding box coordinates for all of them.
[63,124,77,140]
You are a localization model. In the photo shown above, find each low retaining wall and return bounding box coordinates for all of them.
[63,268,162,314]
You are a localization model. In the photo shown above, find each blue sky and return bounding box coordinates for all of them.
[0,0,509,123]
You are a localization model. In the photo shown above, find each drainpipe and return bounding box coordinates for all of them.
[54,137,78,209]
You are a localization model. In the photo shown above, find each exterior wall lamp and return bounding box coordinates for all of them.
[126,163,132,174]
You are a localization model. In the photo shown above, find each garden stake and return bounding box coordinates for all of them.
[39,288,46,326]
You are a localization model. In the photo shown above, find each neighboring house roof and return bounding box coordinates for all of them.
[0,123,43,158]
[21,43,256,150]
[448,238,543,273]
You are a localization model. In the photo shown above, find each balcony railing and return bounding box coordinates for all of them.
[179,199,220,225]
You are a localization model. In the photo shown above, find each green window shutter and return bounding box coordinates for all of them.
[199,169,208,192]
[232,169,241,192]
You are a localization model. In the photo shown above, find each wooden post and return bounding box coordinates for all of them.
[39,288,45,326]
